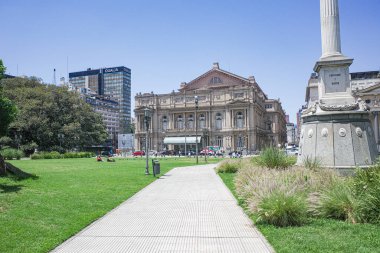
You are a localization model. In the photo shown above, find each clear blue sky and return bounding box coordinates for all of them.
[1,0,379,123]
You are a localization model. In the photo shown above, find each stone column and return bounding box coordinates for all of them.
[374,112,379,145]
[320,0,342,58]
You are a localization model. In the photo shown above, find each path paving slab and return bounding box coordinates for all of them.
[52,164,273,253]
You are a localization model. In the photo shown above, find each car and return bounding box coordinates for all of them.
[286,147,299,156]
[133,150,145,156]
[200,149,214,156]
[159,150,175,156]
[149,150,157,156]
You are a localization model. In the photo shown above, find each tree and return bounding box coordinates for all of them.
[0,60,17,175]
[0,59,6,80]
[1,77,108,153]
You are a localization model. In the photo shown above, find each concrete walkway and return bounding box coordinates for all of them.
[53,164,274,253]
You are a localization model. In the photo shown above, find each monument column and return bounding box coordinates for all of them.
[297,0,378,168]
[374,111,379,145]
[320,0,342,58]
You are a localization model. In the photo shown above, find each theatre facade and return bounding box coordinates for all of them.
[134,63,287,154]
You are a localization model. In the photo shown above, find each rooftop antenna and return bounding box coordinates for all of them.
[66,56,69,81]
[53,68,56,85]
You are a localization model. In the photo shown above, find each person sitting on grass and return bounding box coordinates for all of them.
[107,155,115,162]
[96,155,103,162]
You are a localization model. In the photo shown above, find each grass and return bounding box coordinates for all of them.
[219,172,380,253]
[0,157,221,253]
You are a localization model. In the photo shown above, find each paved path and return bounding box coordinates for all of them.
[53,164,274,253]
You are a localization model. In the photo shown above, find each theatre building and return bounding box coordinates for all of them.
[134,63,287,154]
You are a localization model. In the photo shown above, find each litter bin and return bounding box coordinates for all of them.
[152,159,160,176]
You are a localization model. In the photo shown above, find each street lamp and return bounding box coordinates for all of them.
[58,133,65,152]
[203,128,207,163]
[144,108,152,175]
[238,133,242,153]
[14,131,22,150]
[195,96,199,164]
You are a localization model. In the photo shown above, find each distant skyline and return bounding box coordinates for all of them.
[1,0,379,123]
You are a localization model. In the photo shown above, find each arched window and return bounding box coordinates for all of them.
[236,112,244,129]
[199,114,206,129]
[215,113,222,130]
[177,115,183,129]
[188,114,194,129]
[162,116,168,131]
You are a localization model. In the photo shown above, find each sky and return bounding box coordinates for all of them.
[1,0,379,123]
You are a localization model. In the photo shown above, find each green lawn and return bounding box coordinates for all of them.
[0,157,221,253]
[219,173,380,253]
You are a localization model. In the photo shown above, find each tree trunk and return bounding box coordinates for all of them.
[0,154,6,176]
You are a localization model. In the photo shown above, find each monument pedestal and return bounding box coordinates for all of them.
[297,112,378,168]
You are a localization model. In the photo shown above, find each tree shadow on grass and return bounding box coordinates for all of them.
[5,162,38,181]
[0,184,23,193]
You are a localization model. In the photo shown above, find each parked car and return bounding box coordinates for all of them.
[228,151,242,157]
[133,150,145,156]
[200,149,214,156]
[159,150,175,156]
[286,147,299,156]
[149,150,157,156]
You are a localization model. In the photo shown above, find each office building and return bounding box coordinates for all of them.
[69,66,131,132]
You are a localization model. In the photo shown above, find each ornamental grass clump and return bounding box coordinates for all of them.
[235,163,339,226]
[307,163,380,224]
[303,156,322,170]
[257,191,307,227]
[352,164,380,224]
[308,179,360,224]
[216,159,241,173]
[254,147,295,169]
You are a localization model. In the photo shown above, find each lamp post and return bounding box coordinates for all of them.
[14,131,22,150]
[238,133,242,153]
[144,108,151,175]
[195,96,199,164]
[58,133,65,152]
[203,128,207,163]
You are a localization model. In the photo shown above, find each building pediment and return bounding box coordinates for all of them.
[180,63,255,92]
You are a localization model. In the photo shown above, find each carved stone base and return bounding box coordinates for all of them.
[297,112,378,168]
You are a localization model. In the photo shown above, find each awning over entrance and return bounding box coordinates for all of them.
[163,136,201,144]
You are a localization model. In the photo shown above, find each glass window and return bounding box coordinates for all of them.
[199,114,206,129]
[188,114,194,129]
[216,136,223,147]
[215,113,222,130]
[177,115,184,129]
[162,116,168,130]
[236,112,244,129]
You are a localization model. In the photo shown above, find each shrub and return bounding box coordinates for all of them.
[257,191,307,227]
[303,156,322,170]
[0,148,24,160]
[216,160,241,173]
[31,153,41,160]
[308,180,359,223]
[254,147,294,169]
[31,151,94,159]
